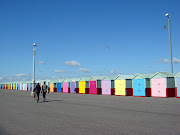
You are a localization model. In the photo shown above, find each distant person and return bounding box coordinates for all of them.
[33,83,41,103]
[42,81,49,102]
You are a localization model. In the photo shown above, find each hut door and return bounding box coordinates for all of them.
[133,79,145,96]
[177,78,180,97]
[90,81,97,94]
[70,82,76,93]
[50,83,54,92]
[102,81,107,95]
[63,82,68,93]
[119,80,125,95]
[138,79,145,96]
[79,81,85,94]
[102,80,111,95]
[115,80,121,95]
[158,78,166,97]
[57,83,61,92]
[151,79,158,97]
[106,81,111,95]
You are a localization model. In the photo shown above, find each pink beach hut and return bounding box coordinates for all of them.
[101,76,116,95]
[63,78,71,93]
[151,72,175,98]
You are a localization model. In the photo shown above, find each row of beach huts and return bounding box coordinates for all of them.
[1,72,180,98]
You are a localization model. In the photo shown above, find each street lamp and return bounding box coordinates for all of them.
[31,43,37,95]
[165,13,173,73]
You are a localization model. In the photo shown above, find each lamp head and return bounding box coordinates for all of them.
[165,13,170,17]
[33,43,37,47]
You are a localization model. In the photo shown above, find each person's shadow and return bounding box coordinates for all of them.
[44,99,63,103]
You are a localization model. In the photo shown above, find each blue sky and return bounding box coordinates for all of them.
[0,0,180,82]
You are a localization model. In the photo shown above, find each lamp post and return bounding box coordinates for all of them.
[31,43,37,95]
[165,13,173,73]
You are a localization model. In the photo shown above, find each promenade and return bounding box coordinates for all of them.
[0,89,179,135]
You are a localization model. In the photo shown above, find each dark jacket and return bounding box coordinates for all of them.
[34,84,41,93]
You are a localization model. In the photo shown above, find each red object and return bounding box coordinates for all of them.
[54,88,57,92]
[76,88,79,93]
[166,88,175,97]
[126,88,133,96]
[85,88,89,94]
[68,88,70,93]
[145,88,151,97]
[111,88,115,95]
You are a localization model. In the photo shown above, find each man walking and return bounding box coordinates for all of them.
[33,82,41,103]
[42,81,48,102]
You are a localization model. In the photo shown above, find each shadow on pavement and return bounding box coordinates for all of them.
[38,99,63,103]
[0,127,9,135]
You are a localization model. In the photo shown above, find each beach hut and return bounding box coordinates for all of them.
[3,83,6,89]
[62,78,72,93]
[89,76,106,95]
[4,83,6,89]
[115,75,134,96]
[50,79,58,92]
[22,82,26,90]
[132,73,153,97]
[4,82,6,89]
[79,77,91,94]
[15,82,18,90]
[101,76,116,95]
[8,83,11,90]
[151,72,175,98]
[27,81,31,91]
[7,83,9,89]
[20,82,23,90]
[175,72,180,98]
[70,78,80,94]
[56,79,63,92]
[12,82,15,90]
[25,81,28,91]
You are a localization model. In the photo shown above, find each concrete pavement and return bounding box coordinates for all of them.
[0,89,179,135]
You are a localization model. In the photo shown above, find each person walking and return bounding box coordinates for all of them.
[42,81,49,102]
[33,82,41,103]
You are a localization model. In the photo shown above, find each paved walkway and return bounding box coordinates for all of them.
[0,89,179,135]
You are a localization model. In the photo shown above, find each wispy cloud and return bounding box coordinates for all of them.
[39,61,45,64]
[78,68,90,73]
[109,69,115,74]
[160,57,180,64]
[173,58,180,64]
[15,74,27,77]
[53,70,65,73]
[160,58,170,63]
[0,77,3,80]
[63,61,81,67]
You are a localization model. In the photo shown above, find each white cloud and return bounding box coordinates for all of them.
[109,69,115,74]
[160,58,170,63]
[160,57,180,64]
[15,74,27,77]
[39,61,45,64]
[0,77,3,80]
[173,58,180,64]
[63,61,81,67]
[53,70,65,73]
[78,68,90,73]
